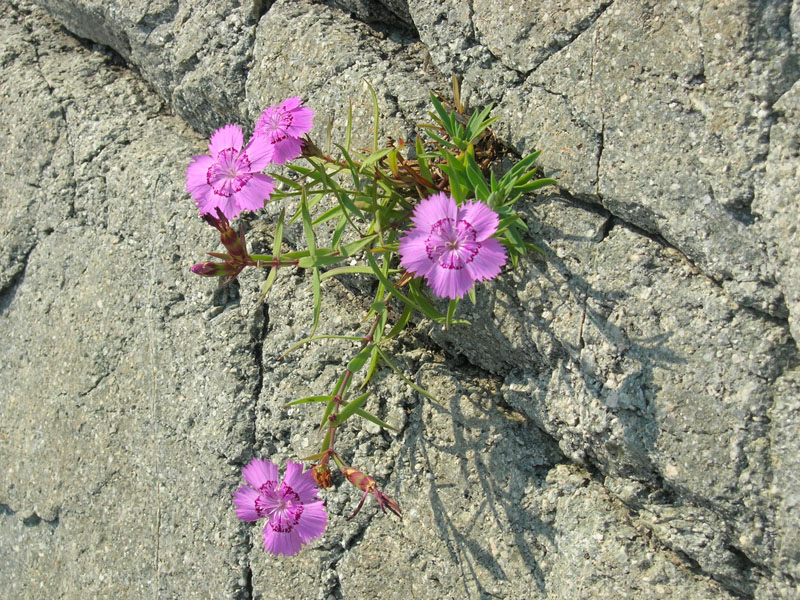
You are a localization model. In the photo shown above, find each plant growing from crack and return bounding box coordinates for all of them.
[187,78,555,556]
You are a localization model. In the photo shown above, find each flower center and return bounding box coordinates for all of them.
[207,147,253,198]
[426,218,480,270]
[261,108,294,143]
[266,483,305,533]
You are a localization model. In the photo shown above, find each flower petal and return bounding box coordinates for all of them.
[282,462,321,503]
[215,195,241,220]
[285,104,314,138]
[399,231,436,277]
[232,486,263,522]
[244,135,275,172]
[270,137,303,165]
[234,173,275,214]
[410,192,457,231]
[278,97,302,112]
[465,238,507,282]
[426,260,475,299]
[262,520,303,557]
[242,458,279,494]
[186,154,214,198]
[209,124,243,157]
[458,201,500,241]
[294,499,327,542]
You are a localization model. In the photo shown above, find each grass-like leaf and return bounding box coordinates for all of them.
[333,390,372,427]
[354,407,397,431]
[285,395,333,407]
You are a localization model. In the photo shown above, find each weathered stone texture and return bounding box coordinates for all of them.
[2,0,799,598]
[493,0,798,318]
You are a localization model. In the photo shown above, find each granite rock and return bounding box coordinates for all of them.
[31,0,266,134]
[3,0,799,598]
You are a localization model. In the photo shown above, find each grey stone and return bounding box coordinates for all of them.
[490,0,798,317]
[754,79,800,343]
[406,0,523,107]
[31,0,265,134]
[0,2,255,596]
[429,195,797,595]
[247,0,442,151]
[330,0,415,31]
[3,0,800,598]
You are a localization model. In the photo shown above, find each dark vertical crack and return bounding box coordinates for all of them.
[238,563,254,600]
[249,301,269,452]
[595,113,605,196]
[0,242,36,317]
[253,0,274,22]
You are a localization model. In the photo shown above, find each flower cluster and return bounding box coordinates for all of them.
[186,98,314,219]
[185,90,553,560]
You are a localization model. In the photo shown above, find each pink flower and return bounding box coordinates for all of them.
[398,192,507,299]
[233,459,327,557]
[186,124,276,219]
[254,97,314,164]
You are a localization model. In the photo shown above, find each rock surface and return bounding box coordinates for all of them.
[1,0,798,599]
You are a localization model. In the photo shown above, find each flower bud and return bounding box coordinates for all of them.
[190,261,242,278]
[203,208,250,264]
[311,464,332,489]
[342,466,402,520]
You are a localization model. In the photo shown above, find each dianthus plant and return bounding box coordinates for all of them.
[187,80,555,555]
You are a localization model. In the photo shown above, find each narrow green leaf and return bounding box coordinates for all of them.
[446,298,459,329]
[299,450,329,462]
[312,204,344,227]
[500,151,541,187]
[270,172,305,191]
[318,372,347,431]
[298,255,347,269]
[341,234,378,256]
[376,346,439,403]
[362,344,381,389]
[320,428,333,452]
[420,127,458,150]
[429,93,451,130]
[365,252,429,318]
[464,151,490,200]
[359,147,393,170]
[311,266,321,334]
[345,99,353,152]
[257,267,278,303]
[466,114,498,144]
[384,302,413,340]
[511,178,558,195]
[272,209,285,256]
[406,278,446,322]
[366,79,380,153]
[319,265,375,281]
[285,395,333,407]
[347,345,374,374]
[333,390,372,427]
[415,137,432,183]
[334,143,363,192]
[300,191,318,263]
[331,214,347,251]
[354,407,397,432]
